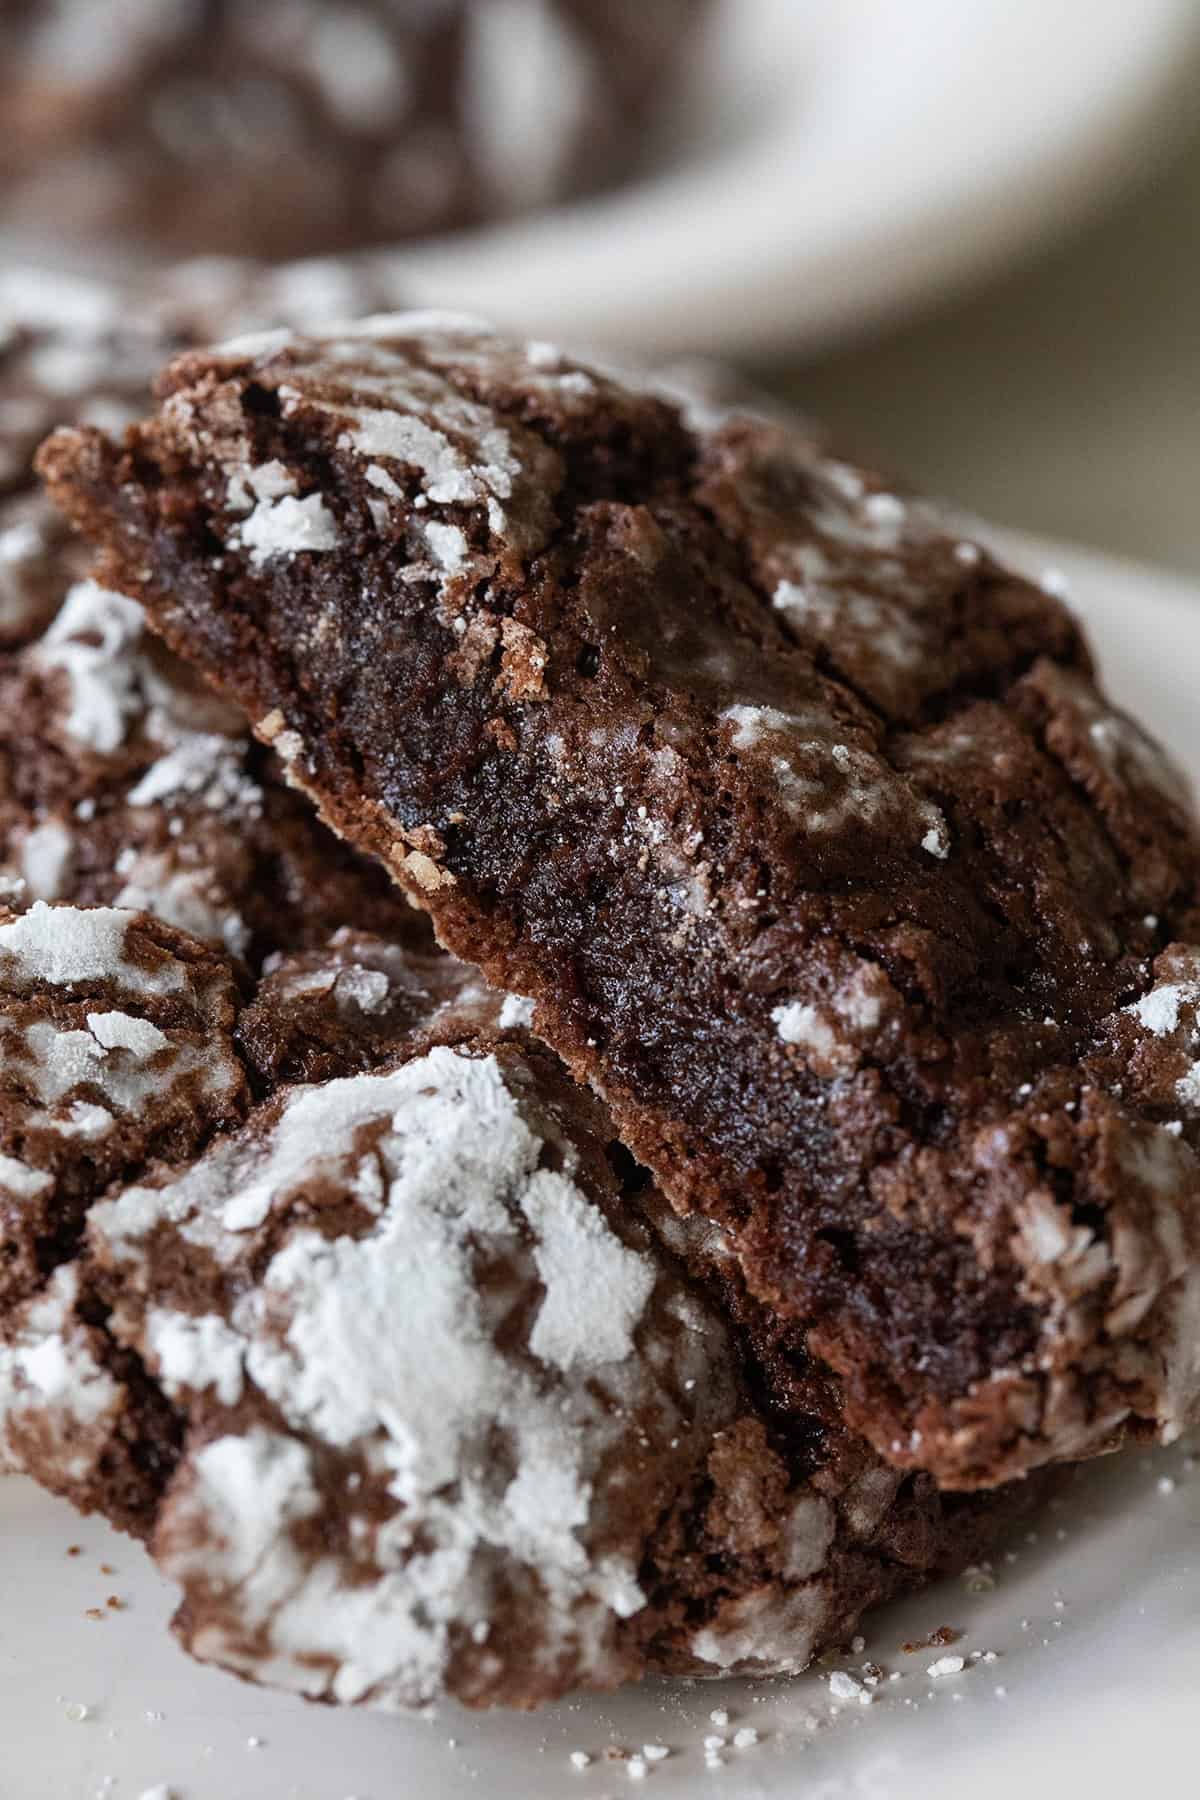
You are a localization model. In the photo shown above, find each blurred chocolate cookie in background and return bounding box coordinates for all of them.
[0,0,708,260]
[0,259,418,648]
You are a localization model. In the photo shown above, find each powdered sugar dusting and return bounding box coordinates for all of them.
[0,509,55,638]
[0,1266,123,1482]
[226,459,297,514]
[85,1010,169,1058]
[720,704,950,852]
[144,1309,246,1408]
[422,519,469,575]
[0,901,177,994]
[770,964,889,1076]
[1,575,280,958]
[0,1152,52,1199]
[206,326,555,558]
[521,1173,656,1372]
[1126,959,1200,1038]
[234,491,340,566]
[126,735,251,814]
[772,1001,836,1057]
[691,1581,833,1677]
[12,1008,233,1126]
[465,0,591,209]
[89,1046,737,1708]
[498,993,535,1030]
[328,375,517,513]
[19,819,75,901]
[32,581,145,753]
[114,853,251,961]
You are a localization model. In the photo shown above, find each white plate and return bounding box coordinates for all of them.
[4,531,1200,1798]
[390,0,1200,354]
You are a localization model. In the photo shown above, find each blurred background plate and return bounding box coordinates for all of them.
[394,0,1200,355]
[4,530,1199,1800]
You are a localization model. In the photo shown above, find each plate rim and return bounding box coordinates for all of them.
[387,0,1200,355]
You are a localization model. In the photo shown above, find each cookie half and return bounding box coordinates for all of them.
[39,315,1200,1486]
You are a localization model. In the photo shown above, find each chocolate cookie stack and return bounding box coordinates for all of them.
[2,293,1198,1710]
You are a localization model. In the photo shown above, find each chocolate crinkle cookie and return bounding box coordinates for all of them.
[0,0,708,260]
[0,898,247,1514]
[0,905,1047,1709]
[0,273,430,970]
[39,314,1200,1489]
[0,573,426,970]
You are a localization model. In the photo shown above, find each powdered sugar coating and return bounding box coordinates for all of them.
[170,320,561,575]
[113,853,251,961]
[85,1010,170,1057]
[25,579,250,784]
[691,1579,834,1679]
[32,582,146,754]
[235,491,341,566]
[0,899,243,1157]
[0,1153,51,1200]
[0,497,68,647]
[999,1106,1200,1459]
[0,1265,124,1484]
[226,459,299,513]
[770,960,894,1077]
[497,993,536,1030]
[0,909,1054,1702]
[0,901,246,1494]
[18,817,75,900]
[1125,950,1200,1038]
[720,703,951,853]
[0,900,179,995]
[88,1045,738,1707]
